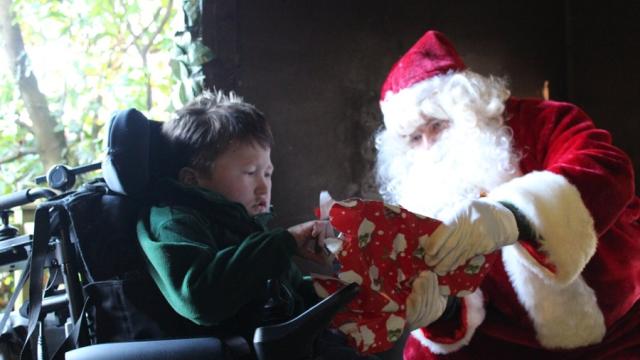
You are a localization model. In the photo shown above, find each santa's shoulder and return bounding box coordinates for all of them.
[505,97,595,130]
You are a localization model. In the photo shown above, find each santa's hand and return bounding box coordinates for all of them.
[426,198,518,274]
[405,271,448,330]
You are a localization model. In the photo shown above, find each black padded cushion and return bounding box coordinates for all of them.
[102,109,166,197]
[64,337,224,360]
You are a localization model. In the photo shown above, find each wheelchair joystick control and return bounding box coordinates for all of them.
[261,279,291,326]
[0,210,18,240]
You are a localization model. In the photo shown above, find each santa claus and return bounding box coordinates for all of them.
[375,30,640,359]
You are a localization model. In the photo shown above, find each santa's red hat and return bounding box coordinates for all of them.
[380,31,466,132]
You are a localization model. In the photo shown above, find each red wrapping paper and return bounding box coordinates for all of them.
[312,199,497,354]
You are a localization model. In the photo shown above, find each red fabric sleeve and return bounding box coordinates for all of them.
[508,98,635,236]
[422,299,469,344]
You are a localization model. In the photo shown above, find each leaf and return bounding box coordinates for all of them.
[182,0,201,27]
[188,42,215,65]
[177,81,189,105]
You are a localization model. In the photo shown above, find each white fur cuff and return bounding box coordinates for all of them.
[410,289,485,354]
[501,246,605,349]
[487,170,597,285]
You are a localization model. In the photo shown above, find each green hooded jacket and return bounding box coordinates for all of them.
[136,179,318,339]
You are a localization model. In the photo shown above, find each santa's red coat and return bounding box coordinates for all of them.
[404,97,640,359]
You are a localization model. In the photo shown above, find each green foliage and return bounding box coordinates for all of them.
[0,271,15,309]
[0,0,179,194]
[171,0,214,108]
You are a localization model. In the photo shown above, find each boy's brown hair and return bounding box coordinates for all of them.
[162,90,273,177]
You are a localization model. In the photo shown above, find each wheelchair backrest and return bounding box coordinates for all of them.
[72,108,164,282]
[102,108,169,198]
[62,110,210,343]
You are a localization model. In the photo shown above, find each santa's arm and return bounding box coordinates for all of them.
[477,101,634,349]
[488,101,635,284]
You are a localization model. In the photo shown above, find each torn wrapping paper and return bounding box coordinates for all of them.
[312,198,498,354]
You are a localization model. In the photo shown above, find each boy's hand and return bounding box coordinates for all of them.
[288,221,330,264]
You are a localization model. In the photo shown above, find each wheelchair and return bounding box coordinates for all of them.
[0,108,360,360]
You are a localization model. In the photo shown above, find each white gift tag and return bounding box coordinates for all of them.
[318,190,343,254]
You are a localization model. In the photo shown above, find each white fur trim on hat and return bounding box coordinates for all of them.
[487,170,597,284]
[380,77,451,136]
[410,289,485,354]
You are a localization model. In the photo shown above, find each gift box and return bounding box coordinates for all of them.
[312,198,497,354]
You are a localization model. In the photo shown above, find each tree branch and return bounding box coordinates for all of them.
[119,0,144,55]
[0,148,37,165]
[0,0,66,168]
[144,1,174,110]
[124,19,144,55]
[15,119,33,133]
[142,0,173,55]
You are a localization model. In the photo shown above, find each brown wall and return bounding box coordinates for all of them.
[203,0,639,226]
[566,2,640,195]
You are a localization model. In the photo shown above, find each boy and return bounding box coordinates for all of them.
[136,90,327,345]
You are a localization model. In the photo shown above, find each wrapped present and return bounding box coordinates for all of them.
[312,198,497,354]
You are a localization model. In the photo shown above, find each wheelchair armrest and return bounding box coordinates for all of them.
[65,337,230,360]
[252,282,360,360]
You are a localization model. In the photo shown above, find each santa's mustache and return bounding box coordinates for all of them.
[376,124,519,219]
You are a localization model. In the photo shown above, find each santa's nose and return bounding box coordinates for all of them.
[413,133,434,149]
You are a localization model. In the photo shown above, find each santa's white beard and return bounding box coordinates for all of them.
[376,123,520,220]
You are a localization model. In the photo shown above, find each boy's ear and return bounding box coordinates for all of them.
[178,167,198,186]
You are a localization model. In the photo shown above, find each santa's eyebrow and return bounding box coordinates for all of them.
[419,113,449,125]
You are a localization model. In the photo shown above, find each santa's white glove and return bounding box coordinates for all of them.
[426,198,519,275]
[405,271,448,330]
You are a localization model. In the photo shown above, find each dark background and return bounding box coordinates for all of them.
[202,0,640,226]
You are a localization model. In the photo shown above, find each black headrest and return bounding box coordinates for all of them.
[102,109,165,196]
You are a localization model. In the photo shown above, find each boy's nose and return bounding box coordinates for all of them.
[255,176,269,194]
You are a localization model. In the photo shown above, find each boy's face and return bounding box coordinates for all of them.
[192,141,273,216]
